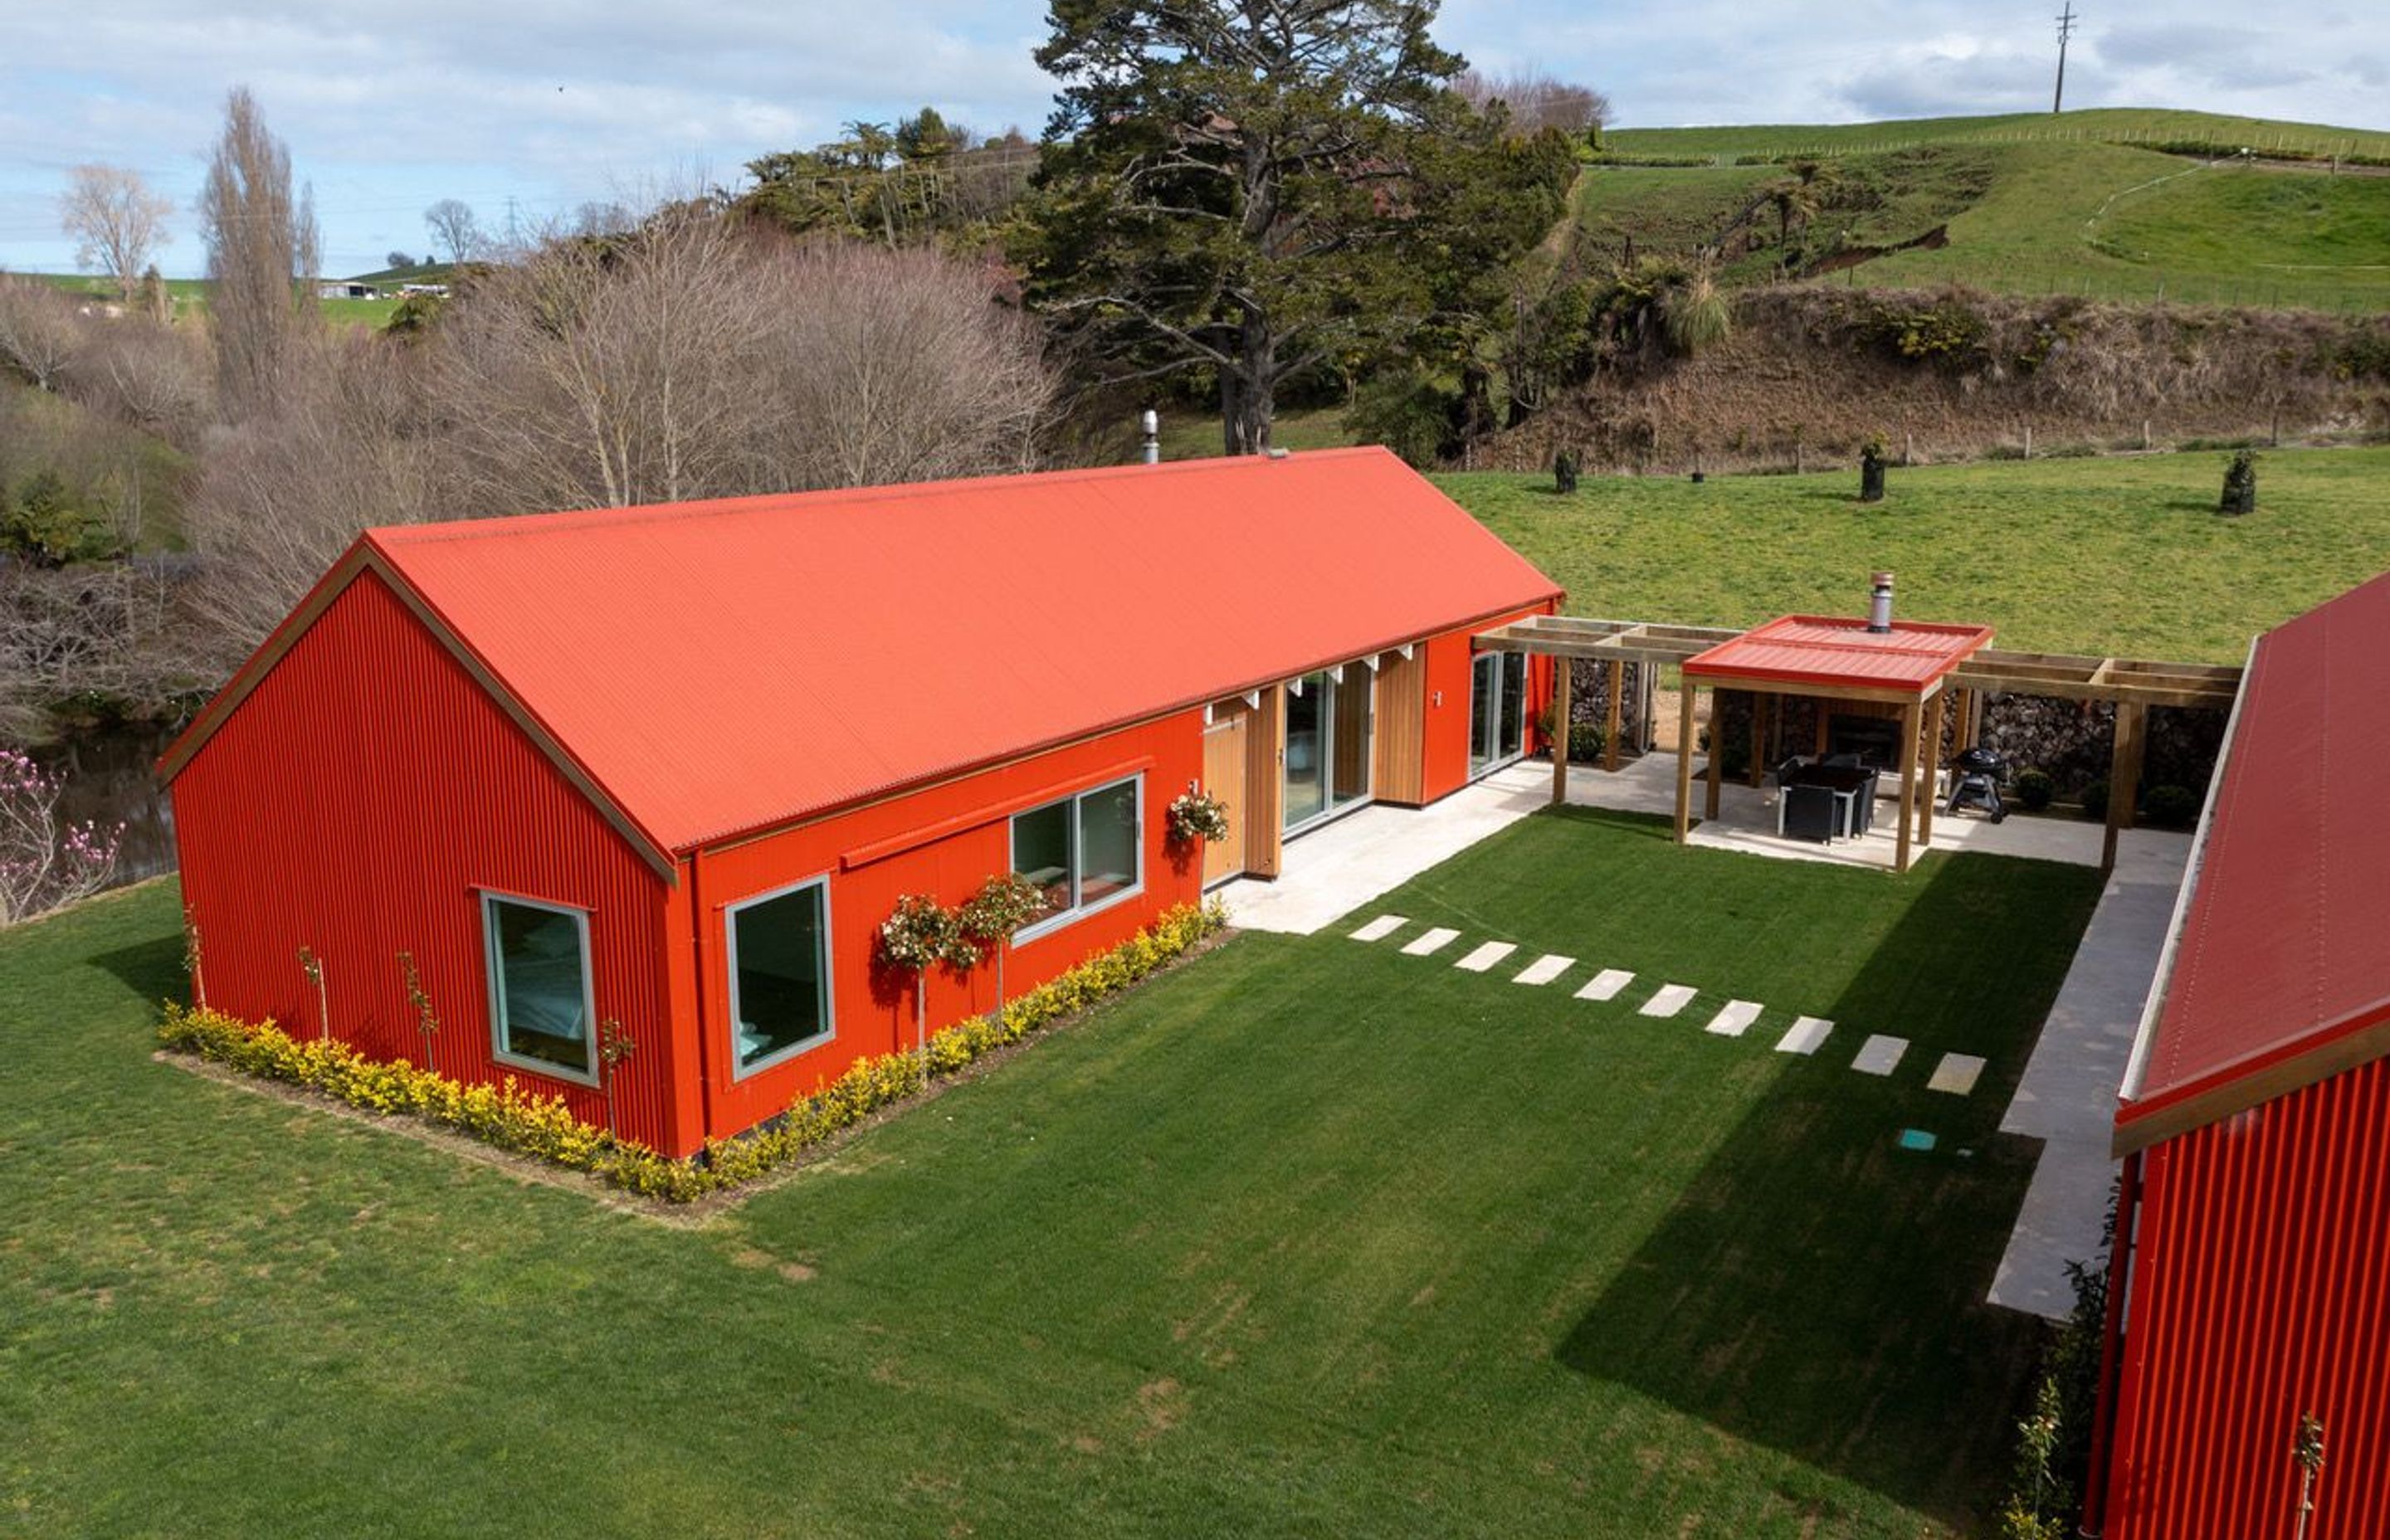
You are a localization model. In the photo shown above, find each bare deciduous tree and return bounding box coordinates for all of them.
[80,317,212,451]
[183,331,439,670]
[198,87,312,421]
[1455,68,1612,136]
[424,198,481,266]
[435,217,1052,514]
[0,275,83,392]
[59,166,176,303]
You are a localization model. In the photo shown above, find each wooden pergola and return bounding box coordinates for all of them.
[1475,614,2246,875]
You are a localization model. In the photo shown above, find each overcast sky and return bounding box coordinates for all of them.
[4,2,2386,278]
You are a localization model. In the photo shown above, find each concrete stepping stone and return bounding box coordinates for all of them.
[1455,941,1517,972]
[1851,1035,1909,1076]
[1512,953,1574,987]
[1928,1053,1988,1096]
[1575,969,1635,1001]
[1349,914,1407,943]
[1703,1000,1763,1038]
[1774,1016,1833,1055]
[1402,927,1461,957]
[1638,983,1698,1018]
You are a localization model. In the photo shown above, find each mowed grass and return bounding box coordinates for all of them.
[1439,446,2390,662]
[1,816,2100,1538]
[1603,106,2390,163]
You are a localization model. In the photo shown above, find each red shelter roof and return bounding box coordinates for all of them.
[1681,613,1993,694]
[165,448,1559,856]
[2118,569,2390,1148]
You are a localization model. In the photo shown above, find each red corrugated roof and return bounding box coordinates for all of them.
[1680,613,1993,692]
[2119,570,2390,1133]
[334,448,1558,852]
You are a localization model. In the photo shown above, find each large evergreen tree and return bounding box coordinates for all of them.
[1022,0,1539,456]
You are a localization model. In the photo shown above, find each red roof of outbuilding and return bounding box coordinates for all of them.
[176,449,1558,855]
[1681,613,1993,693]
[2118,570,2390,1146]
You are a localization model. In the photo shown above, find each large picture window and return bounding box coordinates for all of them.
[1013,774,1144,936]
[726,877,834,1077]
[481,892,598,1084]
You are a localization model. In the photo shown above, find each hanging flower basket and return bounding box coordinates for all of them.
[878,894,960,972]
[1167,788,1232,846]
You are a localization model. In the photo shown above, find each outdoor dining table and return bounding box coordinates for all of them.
[1777,762,1880,841]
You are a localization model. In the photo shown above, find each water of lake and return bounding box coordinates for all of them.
[42,723,180,889]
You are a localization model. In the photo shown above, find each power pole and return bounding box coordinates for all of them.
[2052,3,2079,115]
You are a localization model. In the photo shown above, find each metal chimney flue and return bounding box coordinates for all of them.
[1866,571,1895,634]
[1139,409,1160,465]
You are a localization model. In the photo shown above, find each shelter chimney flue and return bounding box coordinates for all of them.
[1867,571,1895,634]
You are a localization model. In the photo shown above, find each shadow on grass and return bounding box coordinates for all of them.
[90,933,188,1004]
[1555,854,2083,1528]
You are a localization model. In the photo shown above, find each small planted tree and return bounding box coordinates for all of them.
[956,872,1046,1013]
[2219,449,2257,515]
[1553,449,1579,494]
[878,894,960,1060]
[0,749,122,927]
[598,1017,636,1137]
[1860,434,1888,503]
[398,949,439,1074]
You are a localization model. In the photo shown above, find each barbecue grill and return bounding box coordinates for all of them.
[1945,744,2008,821]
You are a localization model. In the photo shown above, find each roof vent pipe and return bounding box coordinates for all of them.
[1139,409,1160,465]
[1867,571,1895,634]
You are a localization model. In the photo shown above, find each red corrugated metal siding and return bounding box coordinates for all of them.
[688,711,1207,1140]
[171,572,687,1151]
[2099,1055,2390,1538]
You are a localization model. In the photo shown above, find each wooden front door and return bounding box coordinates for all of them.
[1201,714,1249,885]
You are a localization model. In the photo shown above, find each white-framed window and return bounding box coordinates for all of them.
[1012,773,1144,940]
[725,875,835,1079]
[480,890,598,1085]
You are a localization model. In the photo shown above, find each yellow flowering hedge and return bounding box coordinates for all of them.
[159,899,1226,1203]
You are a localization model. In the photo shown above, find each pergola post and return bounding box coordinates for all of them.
[1895,698,1921,873]
[1551,655,1572,807]
[1918,686,1946,848]
[2103,699,2148,875]
[1674,682,1698,842]
[1603,660,1623,772]
[1705,693,1725,821]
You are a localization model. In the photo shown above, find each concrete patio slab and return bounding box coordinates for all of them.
[1401,927,1460,957]
[1852,1035,1908,1075]
[1639,983,1697,1018]
[1703,1000,1763,1037]
[1928,1053,1988,1096]
[1990,835,2190,1321]
[1776,1016,1833,1055]
[1349,914,1407,942]
[1513,953,1574,986]
[1455,941,1516,972]
[1576,968,1635,1001]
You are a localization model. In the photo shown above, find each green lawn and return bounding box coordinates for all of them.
[2,813,2100,1537]
[1603,106,2390,163]
[1439,446,2390,662]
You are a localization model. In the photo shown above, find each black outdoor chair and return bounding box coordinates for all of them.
[1782,783,1840,843]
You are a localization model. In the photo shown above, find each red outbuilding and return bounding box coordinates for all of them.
[162,448,1562,1157]
[2088,570,2390,1538]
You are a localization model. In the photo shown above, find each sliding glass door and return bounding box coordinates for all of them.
[1283,662,1374,835]
[1469,651,1528,777]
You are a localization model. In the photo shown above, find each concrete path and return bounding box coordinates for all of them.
[1989,834,2189,1320]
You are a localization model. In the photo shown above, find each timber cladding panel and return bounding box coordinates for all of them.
[1242,684,1285,877]
[2099,1055,2390,1539]
[1371,648,1427,805]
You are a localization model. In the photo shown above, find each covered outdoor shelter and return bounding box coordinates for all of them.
[1475,580,2243,877]
[1675,612,1995,873]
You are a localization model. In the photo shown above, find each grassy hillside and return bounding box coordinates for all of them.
[23,271,402,328]
[1576,109,2390,311]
